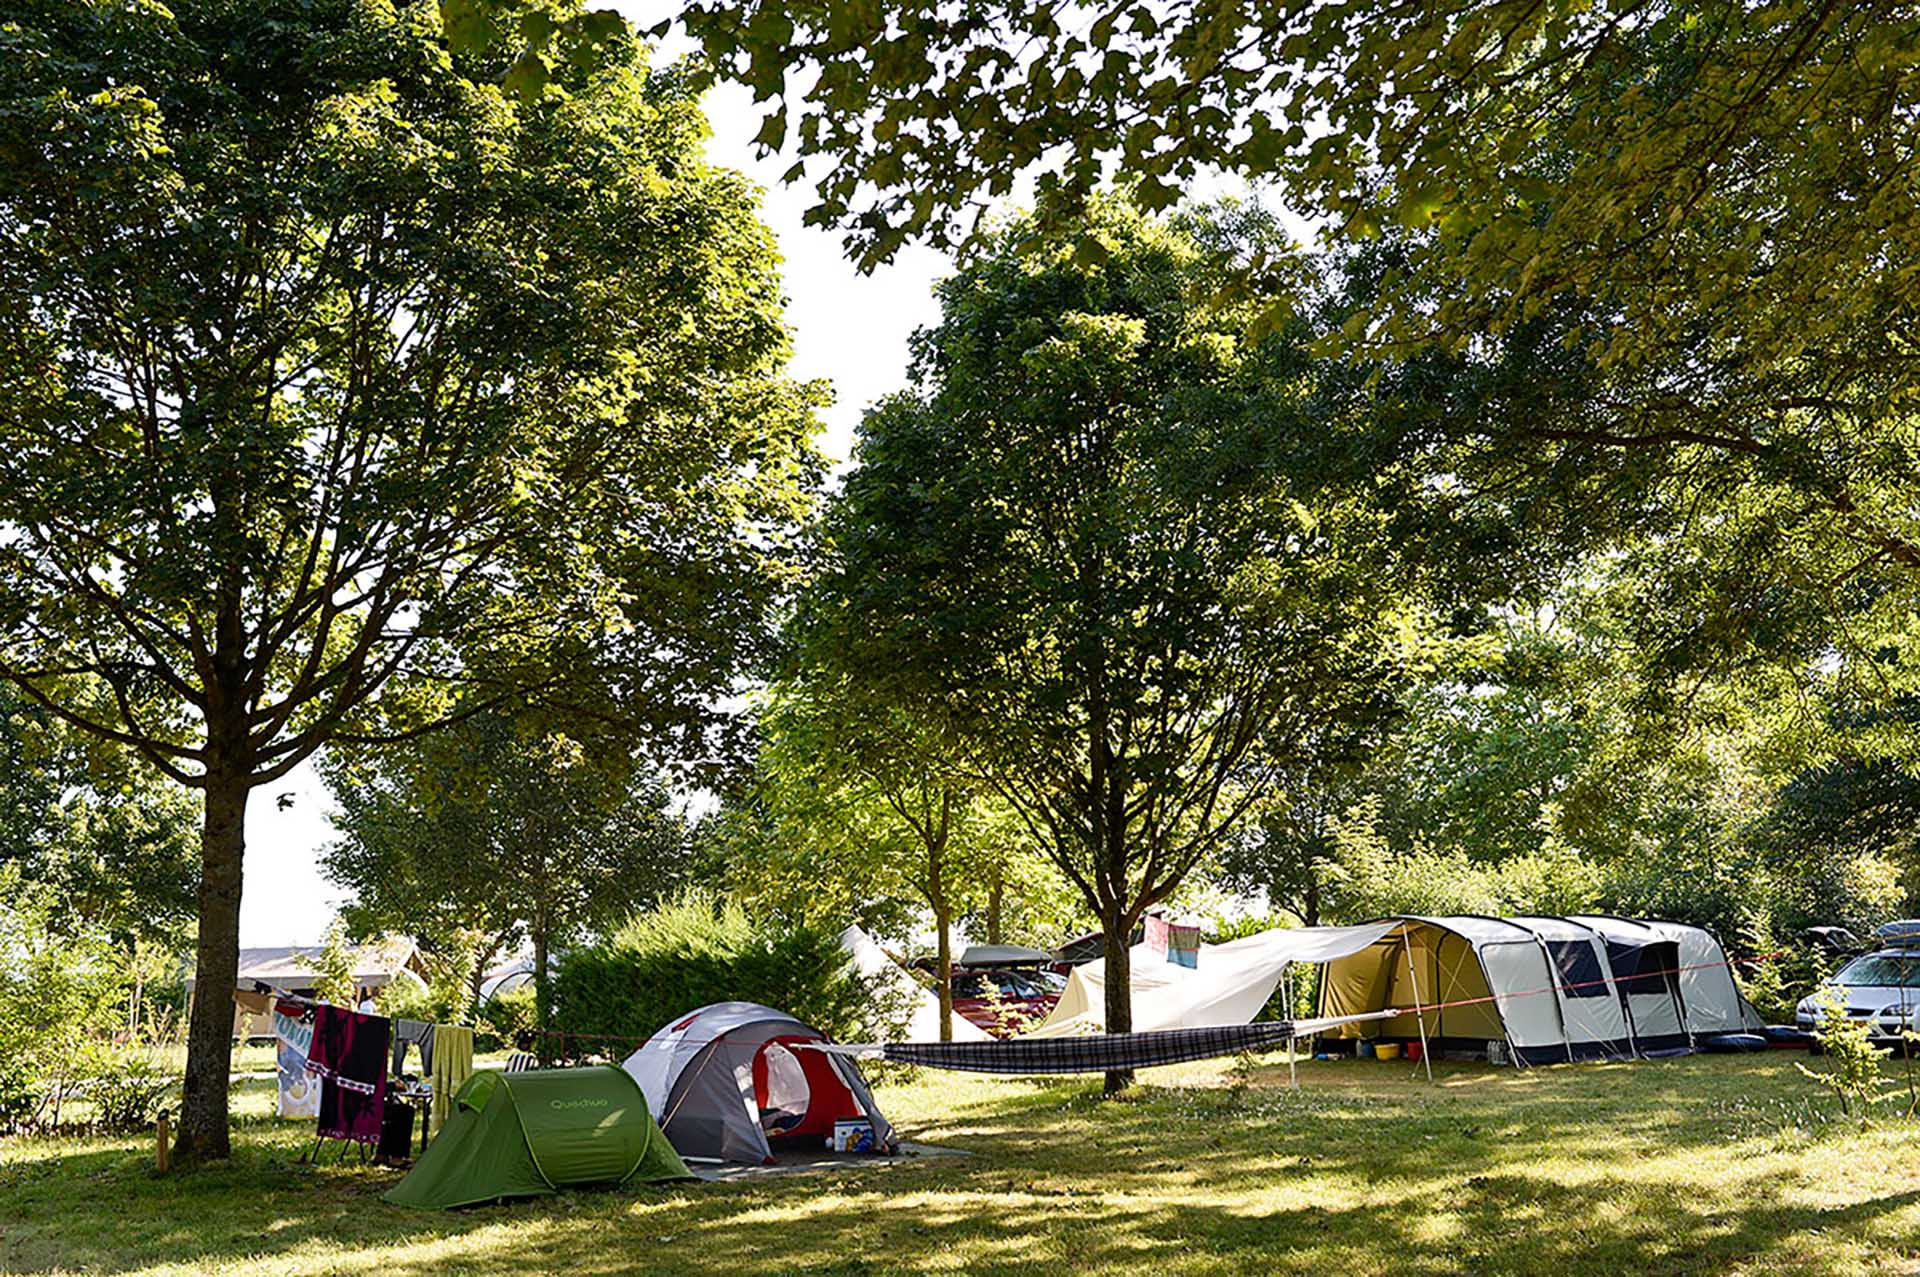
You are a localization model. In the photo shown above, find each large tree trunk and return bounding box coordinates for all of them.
[1102,911,1133,1095]
[469,952,489,1012]
[986,865,1003,946]
[173,769,249,1163]
[935,904,955,1043]
[929,834,954,1042]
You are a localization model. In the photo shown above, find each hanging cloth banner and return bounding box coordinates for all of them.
[272,999,320,1120]
[808,1012,1401,1076]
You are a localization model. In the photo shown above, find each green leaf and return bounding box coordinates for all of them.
[504,48,551,102]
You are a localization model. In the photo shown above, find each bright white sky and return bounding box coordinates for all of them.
[238,49,952,946]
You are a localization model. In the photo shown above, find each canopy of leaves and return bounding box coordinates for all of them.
[807,196,1409,933]
[723,680,1079,948]
[0,684,197,950]
[0,0,823,792]
[671,2,1918,379]
[320,709,690,994]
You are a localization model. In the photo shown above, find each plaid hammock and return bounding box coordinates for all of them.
[878,1021,1305,1075]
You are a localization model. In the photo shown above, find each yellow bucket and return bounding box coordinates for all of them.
[1373,1043,1402,1061]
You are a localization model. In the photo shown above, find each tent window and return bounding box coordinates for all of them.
[1546,941,1607,998]
[1606,940,1677,995]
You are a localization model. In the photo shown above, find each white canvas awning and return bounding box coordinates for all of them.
[1028,920,1403,1037]
[840,925,990,1042]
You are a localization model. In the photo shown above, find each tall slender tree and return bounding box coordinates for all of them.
[321,709,689,1059]
[811,198,1404,1089]
[0,1,817,1158]
[738,681,1064,1039]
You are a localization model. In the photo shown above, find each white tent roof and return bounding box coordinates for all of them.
[1029,920,1402,1037]
[840,925,989,1042]
[1636,918,1765,1034]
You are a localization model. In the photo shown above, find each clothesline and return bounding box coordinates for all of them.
[516,950,1775,1057]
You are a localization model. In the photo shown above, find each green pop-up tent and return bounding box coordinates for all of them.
[386,1064,693,1209]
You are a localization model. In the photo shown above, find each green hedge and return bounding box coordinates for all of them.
[552,891,875,1049]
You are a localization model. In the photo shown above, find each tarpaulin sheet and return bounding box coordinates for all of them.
[1031,920,1403,1036]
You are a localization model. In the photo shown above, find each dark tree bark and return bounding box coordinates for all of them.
[173,767,248,1162]
[1101,915,1133,1095]
[926,801,955,1043]
[934,903,955,1044]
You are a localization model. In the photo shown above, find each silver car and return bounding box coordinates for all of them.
[1796,947,1920,1045]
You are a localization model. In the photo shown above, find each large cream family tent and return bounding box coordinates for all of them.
[1564,914,1690,1053]
[621,1002,895,1164]
[1317,915,1762,1064]
[1650,918,1768,1036]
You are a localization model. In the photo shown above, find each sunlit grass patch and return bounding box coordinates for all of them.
[3,1055,1919,1275]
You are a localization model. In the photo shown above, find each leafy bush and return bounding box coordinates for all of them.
[478,984,537,1053]
[0,867,131,1131]
[1202,913,1285,944]
[75,1043,174,1133]
[1797,985,1890,1122]
[552,890,875,1049]
[309,920,359,1008]
[376,977,439,1028]
[0,1070,41,1136]
[1327,798,1601,920]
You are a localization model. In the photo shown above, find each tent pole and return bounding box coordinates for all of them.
[1284,965,1298,1091]
[1402,924,1435,1084]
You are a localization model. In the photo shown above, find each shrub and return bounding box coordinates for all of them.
[0,867,130,1130]
[478,984,537,1053]
[1202,913,1285,944]
[1797,985,1890,1122]
[0,1070,40,1136]
[552,890,875,1049]
[76,1043,174,1134]
[1326,799,1601,920]
[309,920,358,1008]
[376,977,439,1027]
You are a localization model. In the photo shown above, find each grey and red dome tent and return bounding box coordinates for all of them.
[621,1002,896,1164]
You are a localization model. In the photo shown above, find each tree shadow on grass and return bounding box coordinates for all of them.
[4,1057,1917,1276]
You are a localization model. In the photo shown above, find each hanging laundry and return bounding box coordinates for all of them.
[232,988,272,1041]
[1167,918,1202,969]
[391,1019,436,1076]
[376,1097,417,1166]
[306,1004,390,1145]
[272,998,319,1120]
[428,1024,474,1137]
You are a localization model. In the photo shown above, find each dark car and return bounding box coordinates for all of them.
[950,967,1066,1037]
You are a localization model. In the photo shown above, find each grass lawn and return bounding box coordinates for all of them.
[3,1052,1918,1276]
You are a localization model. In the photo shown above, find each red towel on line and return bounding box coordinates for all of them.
[306,1004,390,1145]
